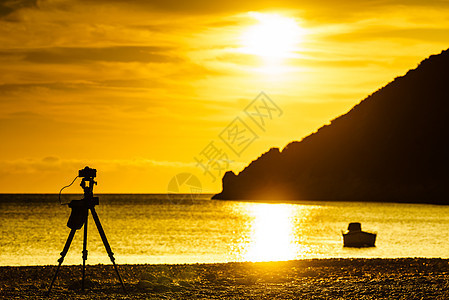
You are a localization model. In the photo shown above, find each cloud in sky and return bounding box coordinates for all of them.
[12,46,182,64]
[0,0,37,18]
[0,0,448,192]
[0,156,201,193]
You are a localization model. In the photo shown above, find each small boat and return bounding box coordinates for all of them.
[342,222,376,247]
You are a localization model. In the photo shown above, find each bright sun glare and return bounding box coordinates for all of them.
[244,204,298,262]
[241,12,303,62]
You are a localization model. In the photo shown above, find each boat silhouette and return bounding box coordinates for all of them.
[342,222,376,247]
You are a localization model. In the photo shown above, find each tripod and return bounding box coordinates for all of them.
[47,170,126,295]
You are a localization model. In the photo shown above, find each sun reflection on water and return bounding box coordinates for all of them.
[233,203,310,262]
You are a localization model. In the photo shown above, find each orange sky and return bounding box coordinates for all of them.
[0,0,448,193]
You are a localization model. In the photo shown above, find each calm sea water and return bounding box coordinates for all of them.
[1,194,449,266]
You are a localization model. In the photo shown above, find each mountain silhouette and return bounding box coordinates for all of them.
[213,49,449,204]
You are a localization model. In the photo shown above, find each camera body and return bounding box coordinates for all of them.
[79,166,96,178]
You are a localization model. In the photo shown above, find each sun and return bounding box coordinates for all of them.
[240,12,304,62]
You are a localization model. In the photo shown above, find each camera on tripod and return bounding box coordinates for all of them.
[66,166,99,230]
[48,166,126,294]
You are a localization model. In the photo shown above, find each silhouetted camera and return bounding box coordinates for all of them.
[79,166,96,178]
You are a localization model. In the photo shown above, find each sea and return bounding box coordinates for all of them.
[1,194,449,266]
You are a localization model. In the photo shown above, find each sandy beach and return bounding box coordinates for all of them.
[1,258,449,299]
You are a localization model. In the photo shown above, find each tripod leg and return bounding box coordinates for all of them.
[47,229,77,296]
[82,211,88,291]
[90,207,127,293]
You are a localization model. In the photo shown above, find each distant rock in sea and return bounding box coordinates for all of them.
[213,48,449,204]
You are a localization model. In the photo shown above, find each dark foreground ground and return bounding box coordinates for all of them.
[1,258,449,299]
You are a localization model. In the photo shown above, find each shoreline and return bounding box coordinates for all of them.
[2,258,449,299]
[2,193,447,206]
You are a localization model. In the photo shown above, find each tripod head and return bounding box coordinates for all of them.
[66,166,99,230]
[79,166,97,199]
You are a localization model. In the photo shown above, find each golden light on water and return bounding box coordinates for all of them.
[243,204,303,262]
